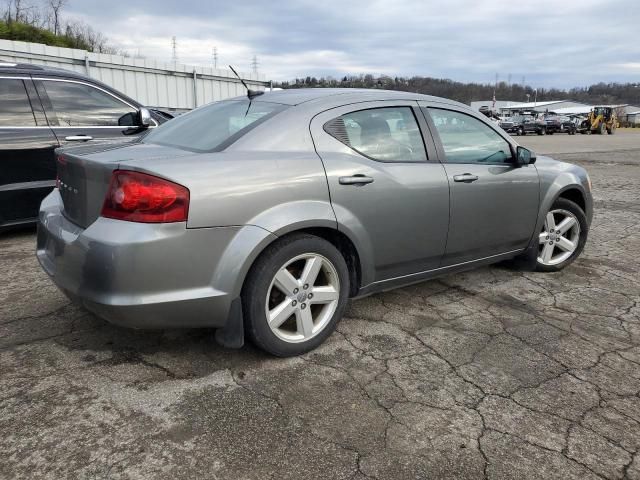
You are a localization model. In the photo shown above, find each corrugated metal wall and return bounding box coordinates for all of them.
[0,39,270,111]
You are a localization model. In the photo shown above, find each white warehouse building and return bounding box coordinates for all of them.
[499,100,589,114]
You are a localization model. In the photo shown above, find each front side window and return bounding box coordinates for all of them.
[40,80,137,127]
[427,108,513,164]
[0,79,36,126]
[144,100,287,153]
[324,107,427,162]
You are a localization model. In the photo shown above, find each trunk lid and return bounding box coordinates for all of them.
[57,142,193,228]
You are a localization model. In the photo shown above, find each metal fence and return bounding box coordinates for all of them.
[0,39,270,111]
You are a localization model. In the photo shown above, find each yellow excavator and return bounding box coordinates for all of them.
[579,106,619,134]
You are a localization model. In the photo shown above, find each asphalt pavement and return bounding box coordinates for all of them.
[1,131,639,479]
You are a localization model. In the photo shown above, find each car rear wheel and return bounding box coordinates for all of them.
[535,198,588,272]
[242,233,349,356]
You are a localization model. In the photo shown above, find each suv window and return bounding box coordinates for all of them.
[39,80,137,127]
[325,107,427,162]
[0,79,36,126]
[427,108,513,164]
[144,100,287,153]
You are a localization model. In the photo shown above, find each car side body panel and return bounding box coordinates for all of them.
[309,100,451,286]
[526,155,593,250]
[37,189,275,328]
[418,101,541,265]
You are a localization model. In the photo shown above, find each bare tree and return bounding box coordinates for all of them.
[47,0,66,35]
[614,105,628,127]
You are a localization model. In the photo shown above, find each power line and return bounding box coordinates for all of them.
[212,46,218,69]
[250,55,258,74]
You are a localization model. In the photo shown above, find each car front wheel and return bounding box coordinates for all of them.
[535,198,588,272]
[242,233,349,356]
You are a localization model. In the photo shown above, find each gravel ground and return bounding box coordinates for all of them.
[1,132,639,479]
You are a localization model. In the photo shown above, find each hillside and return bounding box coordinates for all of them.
[276,75,640,106]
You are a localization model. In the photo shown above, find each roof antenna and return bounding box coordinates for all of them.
[228,65,264,99]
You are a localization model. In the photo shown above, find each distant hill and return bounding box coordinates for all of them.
[276,75,640,106]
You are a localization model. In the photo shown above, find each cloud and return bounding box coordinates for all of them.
[66,0,640,88]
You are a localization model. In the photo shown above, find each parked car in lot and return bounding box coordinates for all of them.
[544,115,577,135]
[505,114,548,136]
[0,63,172,230]
[37,89,592,356]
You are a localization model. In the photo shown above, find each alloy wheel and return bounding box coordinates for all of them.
[265,253,340,343]
[537,209,581,266]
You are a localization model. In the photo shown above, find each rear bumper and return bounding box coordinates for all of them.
[36,190,275,329]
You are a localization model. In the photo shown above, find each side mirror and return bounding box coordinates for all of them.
[138,107,153,128]
[516,146,536,165]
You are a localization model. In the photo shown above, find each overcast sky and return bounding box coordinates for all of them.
[65,0,639,88]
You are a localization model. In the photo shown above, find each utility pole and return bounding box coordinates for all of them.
[212,46,218,69]
[492,73,498,111]
[171,36,178,65]
[251,55,258,75]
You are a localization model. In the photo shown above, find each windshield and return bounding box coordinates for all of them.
[144,99,287,152]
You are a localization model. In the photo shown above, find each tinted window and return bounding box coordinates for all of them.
[325,107,426,162]
[41,80,137,127]
[144,100,286,153]
[0,79,36,126]
[428,108,513,164]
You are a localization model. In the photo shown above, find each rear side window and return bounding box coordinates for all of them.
[0,79,36,126]
[39,80,138,127]
[144,100,287,153]
[324,107,427,162]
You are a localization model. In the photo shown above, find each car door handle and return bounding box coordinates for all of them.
[453,173,479,183]
[64,135,93,141]
[339,175,374,186]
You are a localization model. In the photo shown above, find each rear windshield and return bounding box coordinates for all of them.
[144,99,287,152]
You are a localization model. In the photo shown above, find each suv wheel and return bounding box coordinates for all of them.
[535,198,588,272]
[538,127,546,136]
[242,233,350,356]
[518,127,525,136]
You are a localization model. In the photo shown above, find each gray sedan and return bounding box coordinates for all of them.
[37,89,592,356]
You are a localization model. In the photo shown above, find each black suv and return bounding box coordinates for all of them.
[0,63,172,230]
[544,115,577,135]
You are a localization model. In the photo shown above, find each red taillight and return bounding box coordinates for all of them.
[101,170,189,223]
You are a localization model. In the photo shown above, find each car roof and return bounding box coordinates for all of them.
[0,62,143,107]
[251,88,468,109]
[0,62,89,79]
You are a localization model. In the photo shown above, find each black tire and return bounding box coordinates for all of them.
[538,127,546,136]
[599,122,606,135]
[608,125,615,135]
[534,198,588,272]
[242,233,350,357]
[518,127,525,136]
